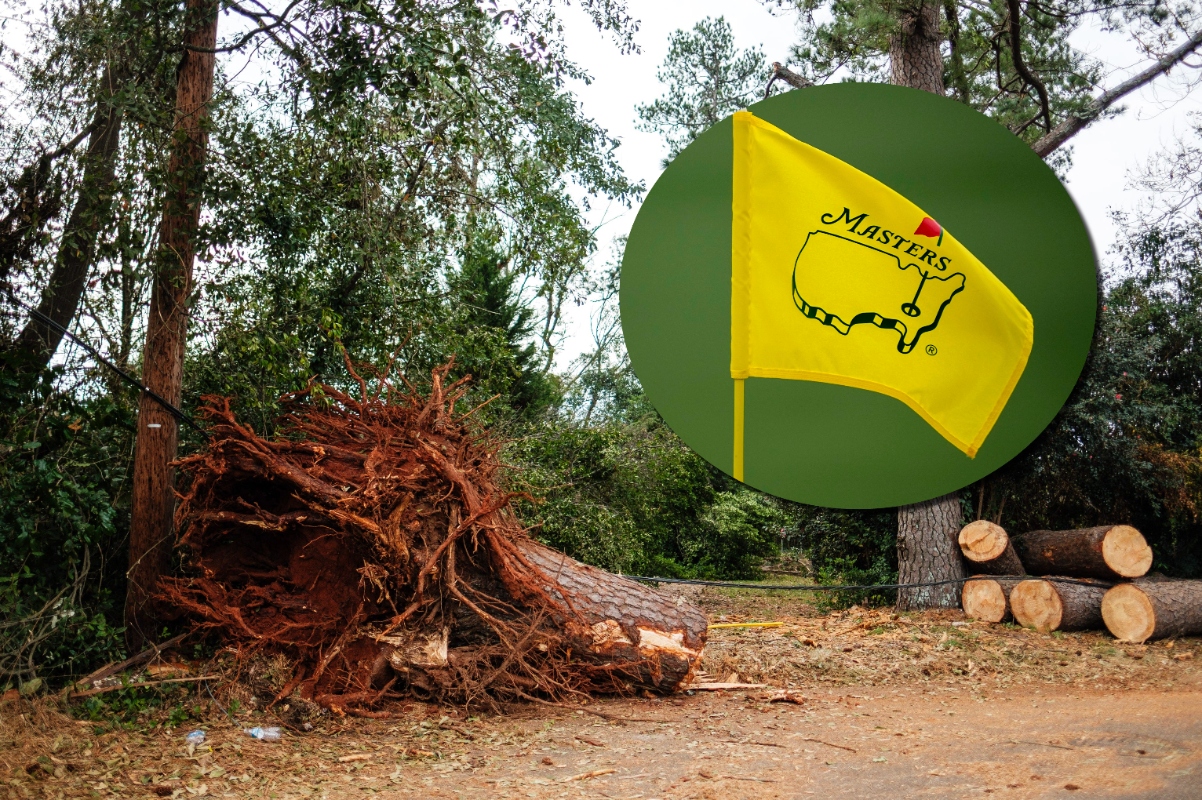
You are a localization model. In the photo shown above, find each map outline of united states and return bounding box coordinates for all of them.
[790,230,967,355]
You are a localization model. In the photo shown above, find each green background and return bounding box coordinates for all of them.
[620,83,1097,509]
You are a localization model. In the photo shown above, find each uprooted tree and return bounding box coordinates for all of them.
[158,363,707,713]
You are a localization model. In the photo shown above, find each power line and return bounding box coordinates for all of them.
[3,295,210,439]
[624,575,1110,591]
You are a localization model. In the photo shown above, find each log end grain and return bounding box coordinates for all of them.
[958,521,1009,563]
[1010,579,1062,633]
[1101,526,1154,578]
[1101,583,1157,643]
[962,578,1008,623]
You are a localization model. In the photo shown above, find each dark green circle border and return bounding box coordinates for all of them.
[620,83,1097,509]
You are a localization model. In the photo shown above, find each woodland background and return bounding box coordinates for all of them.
[3,0,1202,689]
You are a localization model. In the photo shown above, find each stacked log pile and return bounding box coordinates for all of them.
[955,520,1202,642]
[157,363,707,714]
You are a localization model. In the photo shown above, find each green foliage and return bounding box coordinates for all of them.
[449,226,558,416]
[0,368,132,687]
[507,411,783,580]
[797,506,898,606]
[72,682,204,730]
[635,16,768,164]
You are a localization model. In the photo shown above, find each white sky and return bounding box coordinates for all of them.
[551,1,1202,369]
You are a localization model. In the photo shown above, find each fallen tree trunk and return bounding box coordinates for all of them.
[958,521,1025,576]
[158,362,707,710]
[1010,578,1108,633]
[1102,579,1202,643]
[1011,526,1152,580]
[519,541,706,690]
[961,576,1023,623]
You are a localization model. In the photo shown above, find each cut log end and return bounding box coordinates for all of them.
[1101,526,1154,578]
[959,521,1008,563]
[1010,579,1061,633]
[962,578,1008,623]
[1101,583,1157,643]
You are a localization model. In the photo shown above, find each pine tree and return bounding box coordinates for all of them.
[454,232,555,415]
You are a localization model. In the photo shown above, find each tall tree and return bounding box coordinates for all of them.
[10,65,126,369]
[768,0,1202,608]
[124,0,217,648]
[453,230,556,415]
[885,2,967,611]
[636,17,767,164]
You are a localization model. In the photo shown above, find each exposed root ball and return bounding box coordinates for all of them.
[158,363,706,713]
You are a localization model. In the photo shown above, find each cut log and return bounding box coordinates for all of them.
[1009,578,1108,633]
[1102,580,1202,643]
[1011,526,1152,580]
[961,576,1023,623]
[958,521,1025,576]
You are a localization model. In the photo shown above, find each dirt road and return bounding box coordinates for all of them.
[5,596,1202,799]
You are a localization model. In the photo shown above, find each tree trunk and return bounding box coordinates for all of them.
[1102,579,1202,643]
[890,2,954,610]
[518,540,708,691]
[1009,578,1107,633]
[125,0,218,650]
[890,1,946,94]
[897,493,966,610]
[10,64,125,369]
[961,575,1022,623]
[958,520,1025,575]
[1011,526,1152,580]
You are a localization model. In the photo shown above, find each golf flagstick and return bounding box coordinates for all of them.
[734,378,745,481]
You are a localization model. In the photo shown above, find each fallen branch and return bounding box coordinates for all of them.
[70,632,188,693]
[68,674,220,699]
[800,737,856,753]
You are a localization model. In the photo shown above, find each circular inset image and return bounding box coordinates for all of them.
[620,83,1096,509]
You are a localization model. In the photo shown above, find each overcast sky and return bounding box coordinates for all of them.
[550,0,1202,369]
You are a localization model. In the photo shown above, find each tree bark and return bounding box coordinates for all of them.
[515,540,708,691]
[961,575,1022,623]
[897,493,966,610]
[1009,578,1107,633]
[1102,579,1202,644]
[890,1,945,94]
[1011,526,1152,580]
[125,0,218,650]
[958,520,1025,575]
[10,65,125,369]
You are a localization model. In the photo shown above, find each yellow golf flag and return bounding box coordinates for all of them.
[731,111,1033,468]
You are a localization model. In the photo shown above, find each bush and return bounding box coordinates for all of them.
[506,413,785,579]
[0,369,132,688]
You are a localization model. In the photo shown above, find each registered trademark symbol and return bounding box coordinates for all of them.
[925,344,938,356]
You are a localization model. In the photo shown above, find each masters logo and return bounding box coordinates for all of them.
[791,210,967,355]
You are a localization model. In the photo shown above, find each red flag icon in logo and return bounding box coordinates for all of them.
[914,216,943,245]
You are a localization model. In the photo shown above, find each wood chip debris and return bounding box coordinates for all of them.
[564,768,616,781]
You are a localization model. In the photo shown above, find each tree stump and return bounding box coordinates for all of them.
[1102,580,1202,643]
[961,576,1023,623]
[1010,578,1108,633]
[958,521,1025,576]
[1011,526,1152,580]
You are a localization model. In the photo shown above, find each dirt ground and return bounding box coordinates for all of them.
[4,588,1202,799]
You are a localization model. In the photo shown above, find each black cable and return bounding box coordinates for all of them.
[623,575,1112,591]
[4,295,210,439]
